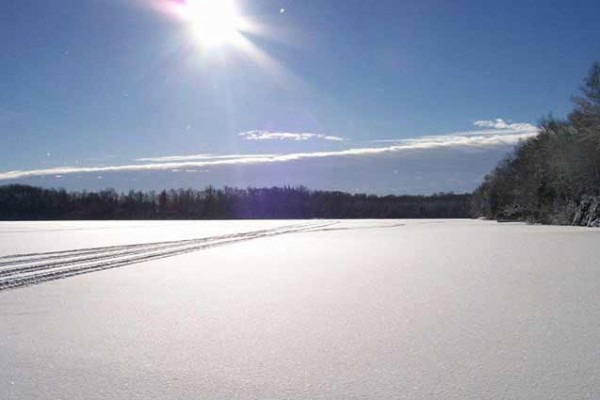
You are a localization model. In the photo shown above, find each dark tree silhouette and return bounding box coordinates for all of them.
[471,62,600,225]
[0,185,471,220]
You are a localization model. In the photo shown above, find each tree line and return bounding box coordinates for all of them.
[471,62,600,224]
[0,185,471,220]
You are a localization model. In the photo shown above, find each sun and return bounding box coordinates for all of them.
[177,0,244,48]
[156,0,293,82]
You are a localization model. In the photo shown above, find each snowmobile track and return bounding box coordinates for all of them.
[0,222,336,292]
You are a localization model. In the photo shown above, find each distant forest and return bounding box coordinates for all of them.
[471,62,600,226]
[0,185,471,220]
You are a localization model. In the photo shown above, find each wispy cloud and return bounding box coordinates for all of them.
[136,153,277,162]
[0,119,538,181]
[372,119,538,143]
[239,130,345,142]
[473,118,535,131]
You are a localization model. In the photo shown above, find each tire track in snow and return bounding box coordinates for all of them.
[0,222,314,270]
[0,222,312,262]
[0,222,336,292]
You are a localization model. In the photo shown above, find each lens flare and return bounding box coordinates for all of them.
[176,0,244,48]
[149,0,304,91]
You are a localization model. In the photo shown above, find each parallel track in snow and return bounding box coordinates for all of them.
[0,221,337,292]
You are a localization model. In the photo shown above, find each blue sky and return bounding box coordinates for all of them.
[1,0,599,193]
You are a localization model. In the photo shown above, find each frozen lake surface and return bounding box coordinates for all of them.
[1,219,599,399]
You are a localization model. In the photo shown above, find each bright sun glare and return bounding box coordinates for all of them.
[160,0,289,82]
[179,0,244,48]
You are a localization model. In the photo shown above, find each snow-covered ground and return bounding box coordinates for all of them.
[1,219,599,399]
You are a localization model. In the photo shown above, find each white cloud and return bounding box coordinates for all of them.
[372,119,538,143]
[0,119,538,181]
[136,153,276,162]
[239,130,345,142]
[473,118,536,132]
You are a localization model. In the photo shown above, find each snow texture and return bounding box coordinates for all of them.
[1,220,599,399]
